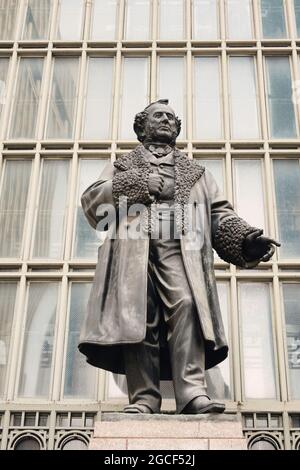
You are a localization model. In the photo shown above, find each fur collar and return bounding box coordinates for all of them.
[114,144,205,207]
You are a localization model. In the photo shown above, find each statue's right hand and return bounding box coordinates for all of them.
[148,173,164,196]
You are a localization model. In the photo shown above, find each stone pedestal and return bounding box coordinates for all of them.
[89,413,247,450]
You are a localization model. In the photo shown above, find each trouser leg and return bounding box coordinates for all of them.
[151,237,207,413]
[122,264,162,413]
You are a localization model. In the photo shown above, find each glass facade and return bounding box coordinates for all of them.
[0,0,300,450]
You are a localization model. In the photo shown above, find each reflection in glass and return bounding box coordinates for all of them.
[22,0,52,40]
[9,58,44,139]
[282,284,300,399]
[229,56,260,139]
[83,58,114,139]
[226,0,253,40]
[74,159,108,259]
[91,0,118,40]
[46,57,79,139]
[261,0,286,39]
[124,0,150,40]
[0,283,17,397]
[0,160,32,258]
[239,283,277,399]
[265,57,297,138]
[194,57,222,139]
[18,283,59,398]
[56,0,84,40]
[158,57,185,137]
[206,282,231,400]
[192,0,218,40]
[233,159,266,231]
[0,0,19,40]
[273,159,300,258]
[159,0,184,40]
[64,283,96,398]
[32,160,69,259]
[119,57,149,139]
[0,58,9,121]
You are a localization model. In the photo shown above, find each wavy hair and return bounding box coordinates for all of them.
[133,99,181,143]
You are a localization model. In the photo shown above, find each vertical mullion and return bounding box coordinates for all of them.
[22,151,40,261]
[7,275,29,400]
[286,0,297,39]
[0,51,18,141]
[14,0,27,42]
[74,52,86,141]
[230,275,242,403]
[273,276,289,402]
[51,275,68,401]
[5,275,25,401]
[64,150,78,261]
[36,49,53,140]
[220,0,226,41]
[186,1,193,147]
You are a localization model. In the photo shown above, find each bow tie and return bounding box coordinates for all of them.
[147,144,173,158]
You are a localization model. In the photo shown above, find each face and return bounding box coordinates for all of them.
[143,103,178,144]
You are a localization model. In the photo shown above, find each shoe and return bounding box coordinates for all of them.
[123,403,154,414]
[181,395,225,414]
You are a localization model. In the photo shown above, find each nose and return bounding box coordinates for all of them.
[161,113,169,122]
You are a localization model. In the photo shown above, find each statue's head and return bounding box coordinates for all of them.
[134,99,181,145]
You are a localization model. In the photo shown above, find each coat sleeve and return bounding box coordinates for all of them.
[204,169,261,268]
[81,161,115,230]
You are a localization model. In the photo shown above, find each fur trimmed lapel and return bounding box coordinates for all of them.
[172,147,205,206]
[115,144,205,205]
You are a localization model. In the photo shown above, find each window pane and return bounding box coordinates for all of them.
[0,283,17,397]
[9,58,44,139]
[46,57,79,139]
[32,160,69,259]
[196,158,224,193]
[124,0,151,40]
[282,284,300,399]
[91,0,118,40]
[265,57,297,138]
[0,160,32,258]
[22,0,52,40]
[273,159,300,258]
[64,283,96,398]
[0,58,9,121]
[261,0,287,39]
[206,282,231,400]
[295,0,300,37]
[192,0,219,40]
[159,0,184,40]
[233,159,266,231]
[56,0,84,40]
[229,57,260,139]
[73,159,107,259]
[0,0,19,40]
[158,57,185,137]
[83,58,114,139]
[18,283,59,398]
[226,0,253,40]
[194,57,222,139]
[239,283,277,399]
[119,57,149,139]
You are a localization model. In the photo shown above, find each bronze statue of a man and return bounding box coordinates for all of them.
[78,100,279,414]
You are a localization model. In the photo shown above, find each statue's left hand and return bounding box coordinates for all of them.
[243,229,281,262]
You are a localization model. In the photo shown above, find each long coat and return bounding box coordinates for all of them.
[78,145,259,380]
